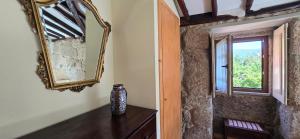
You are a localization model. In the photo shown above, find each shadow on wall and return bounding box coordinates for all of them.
[213,94,277,134]
[0,95,109,138]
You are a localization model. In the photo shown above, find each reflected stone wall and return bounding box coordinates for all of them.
[48,39,86,83]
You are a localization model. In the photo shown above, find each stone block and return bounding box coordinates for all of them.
[279,105,300,139]
[182,96,213,139]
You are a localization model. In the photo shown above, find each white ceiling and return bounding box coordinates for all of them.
[184,0,211,15]
[217,0,246,17]
[181,0,298,17]
[251,0,299,11]
[210,17,292,34]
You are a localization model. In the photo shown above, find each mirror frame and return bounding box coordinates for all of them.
[19,0,111,92]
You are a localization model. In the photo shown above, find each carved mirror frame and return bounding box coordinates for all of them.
[19,0,111,92]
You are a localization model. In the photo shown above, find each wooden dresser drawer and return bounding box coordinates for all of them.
[129,117,156,139]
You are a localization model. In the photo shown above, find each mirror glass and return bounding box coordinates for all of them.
[37,0,105,84]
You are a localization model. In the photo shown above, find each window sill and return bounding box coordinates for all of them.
[215,91,271,97]
[233,91,271,97]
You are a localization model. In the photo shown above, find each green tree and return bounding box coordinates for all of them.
[233,54,262,88]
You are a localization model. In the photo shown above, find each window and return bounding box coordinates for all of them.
[212,36,269,95]
[212,23,288,104]
[232,37,268,93]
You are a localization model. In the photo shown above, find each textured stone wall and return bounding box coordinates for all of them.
[181,26,213,139]
[213,94,277,134]
[278,18,300,139]
[288,18,300,106]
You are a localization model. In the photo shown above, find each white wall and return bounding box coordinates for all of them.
[0,0,114,138]
[112,0,156,109]
[112,1,178,139]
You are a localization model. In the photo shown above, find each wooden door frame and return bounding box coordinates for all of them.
[158,0,181,138]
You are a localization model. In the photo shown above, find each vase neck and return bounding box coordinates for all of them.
[113,84,124,90]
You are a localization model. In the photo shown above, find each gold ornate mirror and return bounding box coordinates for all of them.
[19,0,111,92]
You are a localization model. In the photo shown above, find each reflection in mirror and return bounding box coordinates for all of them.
[38,0,105,84]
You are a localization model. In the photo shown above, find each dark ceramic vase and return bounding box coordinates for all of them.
[110,84,127,115]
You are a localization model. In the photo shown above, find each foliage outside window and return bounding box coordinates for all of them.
[232,37,268,93]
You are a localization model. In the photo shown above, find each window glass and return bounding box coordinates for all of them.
[233,41,262,89]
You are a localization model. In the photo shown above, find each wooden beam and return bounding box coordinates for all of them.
[177,0,190,20]
[72,1,86,29]
[54,6,77,25]
[73,0,86,19]
[211,0,218,17]
[44,19,76,38]
[45,27,66,38]
[61,1,85,21]
[66,0,86,34]
[181,1,300,26]
[245,0,254,14]
[180,12,238,26]
[80,18,85,28]
[42,10,83,37]
[61,1,71,11]
[247,1,300,16]
[47,32,60,39]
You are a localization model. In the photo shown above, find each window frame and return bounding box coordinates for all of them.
[232,36,269,93]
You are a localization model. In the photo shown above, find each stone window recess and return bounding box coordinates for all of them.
[211,24,288,105]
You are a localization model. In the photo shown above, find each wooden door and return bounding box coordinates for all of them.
[158,1,181,139]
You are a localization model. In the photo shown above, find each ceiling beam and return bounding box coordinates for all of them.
[181,1,300,26]
[180,12,238,26]
[61,1,71,11]
[47,32,60,39]
[177,0,190,20]
[72,1,86,29]
[72,1,86,19]
[211,0,218,17]
[60,1,85,20]
[44,19,76,38]
[46,27,66,38]
[54,6,77,25]
[42,10,83,37]
[245,0,254,14]
[80,18,85,28]
[66,0,86,34]
[247,1,300,16]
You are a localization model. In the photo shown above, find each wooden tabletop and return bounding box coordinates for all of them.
[18,105,157,139]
